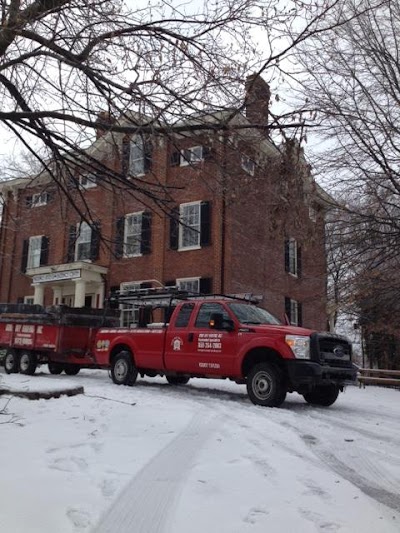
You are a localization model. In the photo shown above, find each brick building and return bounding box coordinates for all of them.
[0,76,331,330]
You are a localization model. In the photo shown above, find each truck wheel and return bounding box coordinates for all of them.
[48,362,64,375]
[4,350,19,374]
[166,376,190,385]
[64,364,80,376]
[246,362,284,407]
[303,384,340,407]
[111,351,138,386]
[19,351,38,376]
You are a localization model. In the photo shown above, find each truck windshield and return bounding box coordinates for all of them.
[228,303,280,325]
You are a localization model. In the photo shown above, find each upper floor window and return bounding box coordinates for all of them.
[115,212,152,258]
[285,297,303,327]
[285,238,301,277]
[26,192,50,208]
[180,146,204,166]
[169,201,211,251]
[122,135,152,177]
[241,155,255,176]
[21,235,49,272]
[79,174,97,189]
[67,221,100,263]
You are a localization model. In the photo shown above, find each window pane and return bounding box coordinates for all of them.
[195,303,229,328]
[28,236,42,268]
[124,213,142,256]
[175,303,195,327]
[129,138,144,175]
[180,204,200,248]
[177,279,200,293]
[76,222,92,261]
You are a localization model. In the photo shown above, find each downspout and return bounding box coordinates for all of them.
[220,133,228,294]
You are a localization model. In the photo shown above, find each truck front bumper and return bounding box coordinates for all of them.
[286,360,357,391]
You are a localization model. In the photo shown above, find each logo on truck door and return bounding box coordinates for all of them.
[172,337,183,351]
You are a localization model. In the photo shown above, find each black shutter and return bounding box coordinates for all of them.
[115,217,125,259]
[298,302,303,327]
[67,225,77,263]
[284,240,290,272]
[285,297,291,323]
[45,192,51,203]
[170,150,180,166]
[144,140,152,173]
[40,236,49,266]
[21,239,29,273]
[169,206,179,250]
[25,196,32,208]
[90,222,101,261]
[140,212,152,255]
[122,136,130,176]
[297,244,302,277]
[200,277,212,294]
[200,201,211,246]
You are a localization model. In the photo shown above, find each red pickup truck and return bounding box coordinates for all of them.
[0,290,357,407]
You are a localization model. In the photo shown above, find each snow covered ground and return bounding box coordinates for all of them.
[0,368,399,533]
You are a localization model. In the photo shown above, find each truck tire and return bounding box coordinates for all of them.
[64,364,80,376]
[166,376,190,385]
[19,351,37,375]
[4,350,19,374]
[303,384,340,407]
[111,351,138,386]
[246,362,285,407]
[48,362,64,375]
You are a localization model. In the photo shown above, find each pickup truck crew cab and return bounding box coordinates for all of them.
[0,289,357,407]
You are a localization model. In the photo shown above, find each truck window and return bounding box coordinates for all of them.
[195,303,230,328]
[175,303,195,327]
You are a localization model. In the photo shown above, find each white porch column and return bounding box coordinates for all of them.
[33,284,45,306]
[74,279,86,307]
[97,281,105,309]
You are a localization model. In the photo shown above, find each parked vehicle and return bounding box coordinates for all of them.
[0,289,357,406]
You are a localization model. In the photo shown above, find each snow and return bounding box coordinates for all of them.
[0,368,399,533]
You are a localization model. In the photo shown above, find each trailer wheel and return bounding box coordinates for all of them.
[111,351,138,386]
[303,384,340,407]
[19,351,37,376]
[64,364,80,376]
[48,362,64,375]
[166,376,190,385]
[4,350,19,374]
[246,362,284,407]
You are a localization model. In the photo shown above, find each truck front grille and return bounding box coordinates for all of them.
[311,333,353,367]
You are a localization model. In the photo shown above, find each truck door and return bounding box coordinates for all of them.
[165,302,237,375]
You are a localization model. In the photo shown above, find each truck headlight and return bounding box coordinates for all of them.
[285,335,310,359]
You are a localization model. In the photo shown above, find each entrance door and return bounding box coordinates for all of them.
[62,295,74,307]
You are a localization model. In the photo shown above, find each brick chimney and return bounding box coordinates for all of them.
[244,74,271,127]
[94,111,115,139]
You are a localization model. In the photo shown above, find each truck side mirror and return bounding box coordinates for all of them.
[209,312,234,331]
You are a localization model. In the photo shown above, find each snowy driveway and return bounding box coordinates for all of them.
[0,368,399,533]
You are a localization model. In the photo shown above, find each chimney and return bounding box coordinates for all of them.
[244,74,271,127]
[94,111,115,139]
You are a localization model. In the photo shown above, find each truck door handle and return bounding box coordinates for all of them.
[188,333,194,342]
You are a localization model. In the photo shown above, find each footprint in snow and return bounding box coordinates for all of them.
[66,507,91,530]
[49,456,88,472]
[243,507,269,524]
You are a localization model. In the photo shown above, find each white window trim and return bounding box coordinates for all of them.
[119,282,141,327]
[178,201,201,251]
[180,146,203,167]
[241,155,255,176]
[75,221,92,262]
[27,235,43,269]
[123,211,143,258]
[176,277,200,293]
[32,192,48,207]
[288,238,298,277]
[289,298,299,326]
[79,174,97,189]
[24,296,34,305]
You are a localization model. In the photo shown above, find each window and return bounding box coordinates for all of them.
[179,202,201,249]
[27,236,43,268]
[129,137,145,176]
[177,277,200,293]
[75,222,92,261]
[115,212,152,258]
[24,297,34,305]
[195,303,230,328]
[27,192,50,208]
[285,297,303,327]
[124,212,143,257]
[21,235,49,272]
[285,238,301,277]
[175,303,195,328]
[180,146,203,166]
[241,155,255,176]
[119,282,141,327]
[79,174,97,189]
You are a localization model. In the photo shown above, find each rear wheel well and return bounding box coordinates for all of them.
[110,344,134,365]
[242,348,286,378]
